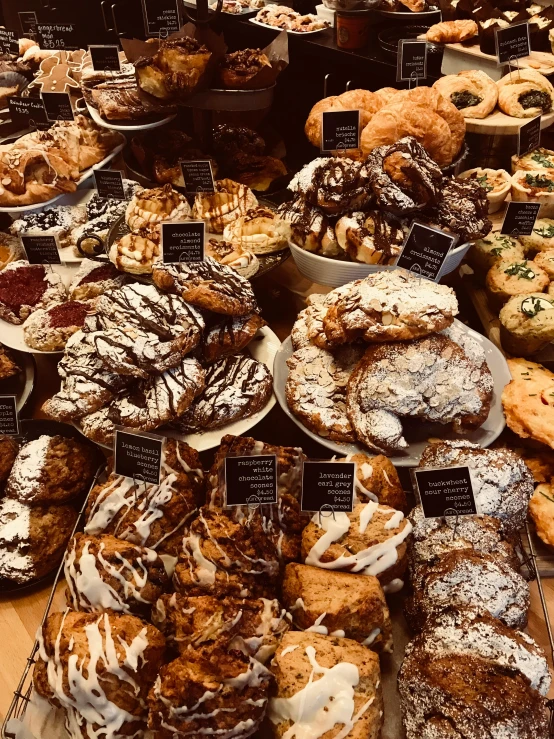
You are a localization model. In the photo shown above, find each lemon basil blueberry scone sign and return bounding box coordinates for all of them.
[301,461,355,513]
[225,455,278,507]
[0,396,18,436]
[114,428,163,485]
[414,466,478,519]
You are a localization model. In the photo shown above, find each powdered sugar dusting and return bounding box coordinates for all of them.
[6,436,51,501]
[0,498,33,581]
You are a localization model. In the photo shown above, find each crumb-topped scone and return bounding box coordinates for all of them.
[0,261,66,325]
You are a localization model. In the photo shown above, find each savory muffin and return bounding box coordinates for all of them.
[467,232,526,275]
[499,292,554,355]
[486,258,549,309]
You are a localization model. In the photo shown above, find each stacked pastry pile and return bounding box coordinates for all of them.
[0,434,96,585]
[109,181,288,276]
[131,124,287,192]
[0,115,123,207]
[286,269,494,453]
[31,433,416,738]
[254,5,329,31]
[398,439,551,739]
[42,261,272,445]
[280,136,490,264]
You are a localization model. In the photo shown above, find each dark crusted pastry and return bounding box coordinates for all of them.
[152,257,257,316]
[6,435,96,505]
[0,344,19,381]
[288,157,372,215]
[223,153,287,192]
[85,439,204,555]
[218,49,272,90]
[212,124,266,162]
[64,533,169,614]
[135,37,211,101]
[147,646,272,738]
[335,210,406,265]
[282,563,393,652]
[409,505,519,584]
[152,593,290,661]
[68,260,129,301]
[418,440,534,534]
[34,610,166,739]
[174,507,281,599]
[206,435,307,563]
[0,261,66,325]
[174,355,272,433]
[90,77,174,121]
[434,176,492,242]
[0,435,18,482]
[366,137,443,212]
[405,549,530,630]
[0,498,77,584]
[301,501,412,589]
[399,628,549,739]
[199,312,265,364]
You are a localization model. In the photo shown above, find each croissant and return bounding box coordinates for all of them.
[426,19,478,43]
[305,89,383,148]
[434,70,497,119]
[497,69,554,118]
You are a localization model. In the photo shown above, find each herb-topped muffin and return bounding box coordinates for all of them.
[500,292,554,355]
[512,170,554,218]
[534,249,554,278]
[486,259,550,309]
[512,146,554,173]
[520,218,554,253]
[468,232,526,276]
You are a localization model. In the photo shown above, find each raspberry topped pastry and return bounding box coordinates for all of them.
[23,300,91,352]
[0,261,66,325]
[68,259,128,301]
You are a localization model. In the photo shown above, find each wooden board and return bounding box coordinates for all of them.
[465,108,554,135]
[445,41,554,76]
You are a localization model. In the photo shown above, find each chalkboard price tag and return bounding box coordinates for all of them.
[41,91,74,122]
[94,169,126,200]
[161,222,205,264]
[225,455,278,507]
[0,28,19,55]
[0,396,19,436]
[518,115,541,157]
[21,235,61,265]
[501,201,540,236]
[495,21,530,65]
[397,39,427,82]
[141,0,180,37]
[89,45,121,73]
[114,429,163,486]
[396,222,457,281]
[415,466,477,519]
[301,461,355,513]
[180,160,215,194]
[8,97,50,131]
[18,11,38,37]
[321,110,360,152]
[36,22,78,51]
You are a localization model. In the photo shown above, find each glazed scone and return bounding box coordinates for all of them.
[520,217,554,252]
[335,452,407,512]
[282,563,393,652]
[269,631,384,739]
[468,232,526,275]
[499,292,554,355]
[486,258,549,308]
[534,248,554,277]
[418,440,533,535]
[152,594,290,662]
[511,169,554,217]
[512,146,554,173]
[502,358,554,449]
[301,501,412,588]
[458,168,511,213]
[404,549,530,630]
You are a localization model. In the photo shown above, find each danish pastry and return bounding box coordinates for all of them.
[288,157,371,215]
[135,36,211,101]
[277,195,340,256]
[152,257,257,315]
[497,68,554,117]
[22,300,90,352]
[305,89,384,149]
[192,178,258,233]
[426,19,478,43]
[347,335,493,453]
[223,206,288,254]
[68,259,128,301]
[125,183,191,231]
[433,70,498,118]
[0,261,66,325]
[109,226,161,275]
[218,48,272,90]
[205,238,259,279]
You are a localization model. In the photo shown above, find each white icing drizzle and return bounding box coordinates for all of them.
[289,598,306,612]
[362,628,381,646]
[281,645,299,657]
[305,613,328,634]
[269,646,374,739]
[384,511,404,530]
[383,578,404,594]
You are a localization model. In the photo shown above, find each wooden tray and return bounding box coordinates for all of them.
[465,108,554,135]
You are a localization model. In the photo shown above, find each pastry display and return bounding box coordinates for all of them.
[254,5,330,31]
[497,69,554,117]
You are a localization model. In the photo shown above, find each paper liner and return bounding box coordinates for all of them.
[218,30,289,91]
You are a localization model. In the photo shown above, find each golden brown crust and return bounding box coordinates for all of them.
[530,485,554,549]
[433,70,497,119]
[502,358,554,449]
[305,90,383,149]
[426,19,478,43]
[336,452,407,511]
[0,435,18,482]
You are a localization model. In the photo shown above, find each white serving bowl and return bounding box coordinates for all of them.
[288,240,472,287]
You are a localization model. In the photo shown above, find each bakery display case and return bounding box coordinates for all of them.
[2,2,554,739]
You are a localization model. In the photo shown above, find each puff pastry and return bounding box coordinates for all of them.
[426,19,478,43]
[433,70,498,119]
[305,89,383,148]
[497,69,554,118]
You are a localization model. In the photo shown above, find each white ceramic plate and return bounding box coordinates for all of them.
[273,320,510,466]
[86,101,177,132]
[0,138,126,214]
[249,17,329,33]
[73,325,281,451]
[0,264,80,355]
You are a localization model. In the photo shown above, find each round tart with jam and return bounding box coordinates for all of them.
[23,300,91,352]
[68,259,128,301]
[0,261,66,325]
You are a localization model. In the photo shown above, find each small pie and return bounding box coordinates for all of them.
[0,260,66,325]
